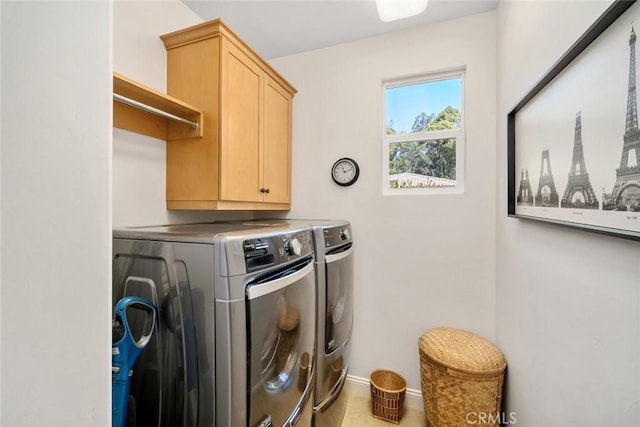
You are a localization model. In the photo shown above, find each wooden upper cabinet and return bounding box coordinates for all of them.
[161,19,296,210]
[220,40,262,203]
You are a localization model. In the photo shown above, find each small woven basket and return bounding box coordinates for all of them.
[419,328,506,427]
[370,369,407,424]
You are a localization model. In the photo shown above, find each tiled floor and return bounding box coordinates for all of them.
[341,391,427,427]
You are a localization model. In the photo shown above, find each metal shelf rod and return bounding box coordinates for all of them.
[113,93,199,130]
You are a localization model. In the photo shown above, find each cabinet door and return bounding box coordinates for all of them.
[220,41,262,202]
[262,76,292,204]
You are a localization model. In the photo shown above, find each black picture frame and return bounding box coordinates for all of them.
[508,0,640,242]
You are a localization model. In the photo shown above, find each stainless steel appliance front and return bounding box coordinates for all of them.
[310,222,353,427]
[112,223,316,427]
[225,219,355,427]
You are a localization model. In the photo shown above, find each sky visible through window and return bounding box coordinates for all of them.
[386,77,461,133]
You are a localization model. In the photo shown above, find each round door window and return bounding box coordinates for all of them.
[262,296,300,392]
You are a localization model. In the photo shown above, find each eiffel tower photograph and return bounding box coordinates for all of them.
[509,2,640,239]
[516,169,533,206]
[603,25,640,211]
[534,149,559,207]
[561,112,599,209]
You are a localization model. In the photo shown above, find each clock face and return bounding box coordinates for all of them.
[331,158,360,186]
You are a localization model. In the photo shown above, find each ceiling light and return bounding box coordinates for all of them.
[375,0,429,22]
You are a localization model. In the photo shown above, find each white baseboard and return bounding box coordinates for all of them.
[343,374,424,411]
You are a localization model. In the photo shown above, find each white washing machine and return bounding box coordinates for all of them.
[113,222,317,427]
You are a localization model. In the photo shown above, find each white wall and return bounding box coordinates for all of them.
[496,1,640,425]
[0,2,111,425]
[113,0,255,227]
[268,11,497,390]
[0,1,3,419]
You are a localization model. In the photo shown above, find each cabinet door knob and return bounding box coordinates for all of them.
[265,188,270,194]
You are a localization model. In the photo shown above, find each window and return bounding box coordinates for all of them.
[382,70,465,194]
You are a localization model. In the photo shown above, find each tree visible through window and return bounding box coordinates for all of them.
[383,71,465,193]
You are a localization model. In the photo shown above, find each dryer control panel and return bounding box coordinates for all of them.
[322,225,353,250]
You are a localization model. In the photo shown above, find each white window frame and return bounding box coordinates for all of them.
[382,68,466,195]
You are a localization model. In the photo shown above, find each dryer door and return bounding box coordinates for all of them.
[324,244,354,354]
[246,259,315,427]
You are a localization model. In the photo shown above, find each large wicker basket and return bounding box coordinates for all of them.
[418,328,506,427]
[370,369,407,424]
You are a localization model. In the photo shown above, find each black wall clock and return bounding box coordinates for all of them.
[331,158,360,186]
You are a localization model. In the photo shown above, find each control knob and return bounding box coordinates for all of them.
[339,228,350,241]
[285,238,302,256]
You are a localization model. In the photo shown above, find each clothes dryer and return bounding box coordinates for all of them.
[112,222,316,427]
[305,221,353,427]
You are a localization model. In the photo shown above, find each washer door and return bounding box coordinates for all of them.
[246,259,316,427]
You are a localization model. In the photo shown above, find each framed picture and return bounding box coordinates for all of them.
[508,0,640,242]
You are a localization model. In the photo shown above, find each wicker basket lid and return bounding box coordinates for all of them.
[419,327,506,376]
